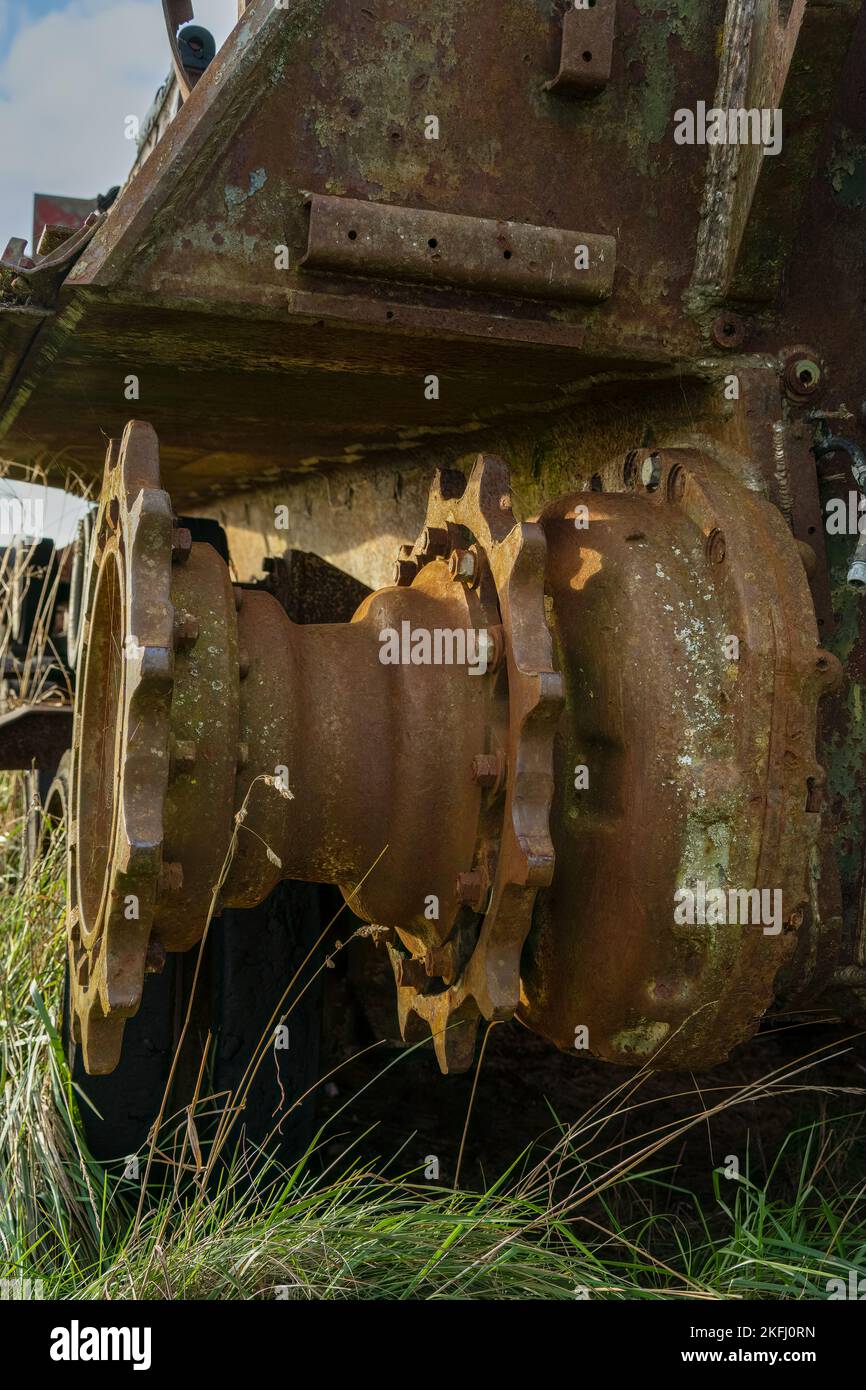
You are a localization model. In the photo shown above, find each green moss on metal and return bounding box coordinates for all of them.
[622,0,702,170]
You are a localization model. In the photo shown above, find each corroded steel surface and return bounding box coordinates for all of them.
[68,422,847,1077]
[3,0,865,1086]
[391,455,562,1070]
[522,447,841,1066]
[301,195,617,302]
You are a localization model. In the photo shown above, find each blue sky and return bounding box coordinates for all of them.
[0,0,239,255]
[0,1,239,534]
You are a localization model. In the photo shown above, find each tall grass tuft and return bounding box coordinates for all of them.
[1,779,865,1300]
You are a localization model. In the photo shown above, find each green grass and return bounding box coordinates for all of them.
[1,780,866,1300]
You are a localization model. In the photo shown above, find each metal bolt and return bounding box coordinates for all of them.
[449,548,478,585]
[479,626,504,673]
[173,612,200,648]
[393,558,417,586]
[471,752,503,789]
[711,313,747,350]
[394,955,428,989]
[420,526,449,557]
[782,349,823,402]
[171,526,192,563]
[456,870,485,910]
[424,941,456,981]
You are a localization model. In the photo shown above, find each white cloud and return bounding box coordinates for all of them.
[0,0,240,252]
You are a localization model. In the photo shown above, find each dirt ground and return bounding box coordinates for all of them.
[317,995,866,1201]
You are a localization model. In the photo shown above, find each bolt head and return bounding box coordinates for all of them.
[393,558,417,586]
[783,349,823,401]
[711,313,747,350]
[449,548,478,585]
[173,612,200,649]
[471,753,502,789]
[171,526,192,563]
[455,870,485,910]
[424,941,456,982]
[394,955,427,989]
[420,526,449,557]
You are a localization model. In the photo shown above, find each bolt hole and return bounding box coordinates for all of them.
[583,51,592,62]
[428,237,438,249]
[347,229,357,240]
[503,249,513,260]
[385,310,395,320]
[808,525,816,534]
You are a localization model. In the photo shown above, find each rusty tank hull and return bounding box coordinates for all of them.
[2,0,866,1098]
